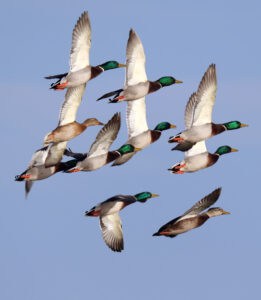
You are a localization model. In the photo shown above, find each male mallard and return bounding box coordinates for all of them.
[168,64,247,151]
[85,192,159,252]
[168,142,238,174]
[15,146,77,197]
[96,30,182,103]
[45,12,125,90]
[63,113,141,172]
[109,30,175,166]
[153,187,229,238]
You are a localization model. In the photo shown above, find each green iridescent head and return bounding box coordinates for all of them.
[156,76,183,87]
[116,144,140,155]
[215,145,238,156]
[99,61,126,71]
[134,192,159,203]
[222,121,248,130]
[154,122,176,131]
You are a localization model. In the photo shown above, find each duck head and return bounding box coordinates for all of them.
[134,192,159,203]
[222,121,248,130]
[154,122,176,131]
[214,145,238,156]
[82,118,104,127]
[206,207,230,217]
[156,76,183,86]
[98,61,126,71]
[116,144,141,155]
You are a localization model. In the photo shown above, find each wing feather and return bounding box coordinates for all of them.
[28,146,49,168]
[192,64,217,126]
[126,29,148,137]
[184,92,198,129]
[58,84,86,126]
[185,141,207,157]
[44,142,67,167]
[70,11,91,72]
[88,113,121,158]
[100,213,124,252]
[179,188,222,220]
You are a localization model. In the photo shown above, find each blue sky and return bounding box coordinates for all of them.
[1,1,260,299]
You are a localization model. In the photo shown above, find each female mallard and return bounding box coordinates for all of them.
[15,146,77,197]
[63,113,141,172]
[44,117,103,145]
[96,29,182,103]
[153,187,229,238]
[168,142,238,174]
[168,64,247,151]
[85,192,159,252]
[109,30,175,166]
[45,11,125,90]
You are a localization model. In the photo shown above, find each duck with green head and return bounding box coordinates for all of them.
[168,64,248,151]
[45,12,125,90]
[113,121,176,166]
[169,141,238,174]
[63,113,141,173]
[85,191,159,252]
[153,188,230,238]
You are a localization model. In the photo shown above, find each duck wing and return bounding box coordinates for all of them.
[126,29,148,138]
[87,112,121,158]
[185,140,207,158]
[179,187,222,221]
[28,146,49,168]
[99,213,124,252]
[192,64,217,126]
[70,11,91,72]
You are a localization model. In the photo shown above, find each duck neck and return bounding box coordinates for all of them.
[212,123,226,135]
[91,66,104,79]
[148,81,162,94]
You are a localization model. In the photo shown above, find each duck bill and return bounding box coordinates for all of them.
[151,193,159,198]
[134,147,142,152]
[175,79,183,84]
[240,123,248,128]
[231,148,238,152]
[98,121,104,125]
[170,124,176,129]
[118,63,126,68]
[222,210,230,215]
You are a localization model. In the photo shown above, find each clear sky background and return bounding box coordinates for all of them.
[1,1,260,299]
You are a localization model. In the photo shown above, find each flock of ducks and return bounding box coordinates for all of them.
[15,11,247,252]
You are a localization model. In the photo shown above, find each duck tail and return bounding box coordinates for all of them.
[171,141,195,152]
[96,89,123,101]
[25,181,34,198]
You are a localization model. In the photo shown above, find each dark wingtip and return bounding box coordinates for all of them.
[152,232,160,236]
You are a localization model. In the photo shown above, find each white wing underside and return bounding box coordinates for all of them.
[185,141,207,158]
[184,64,217,157]
[28,147,48,168]
[44,142,67,167]
[58,84,86,126]
[126,29,148,138]
[70,11,91,72]
[100,213,123,251]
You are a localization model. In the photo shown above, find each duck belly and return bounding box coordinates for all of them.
[128,131,152,148]
[181,124,212,142]
[51,123,82,142]
[183,152,210,172]
[27,165,56,181]
[77,155,108,171]
[66,67,92,87]
[125,82,149,101]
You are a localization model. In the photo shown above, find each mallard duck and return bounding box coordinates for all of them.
[168,142,238,174]
[168,64,248,151]
[96,30,182,103]
[63,112,140,172]
[153,187,229,238]
[108,30,176,166]
[44,117,103,145]
[45,12,125,90]
[85,191,159,252]
[15,146,77,197]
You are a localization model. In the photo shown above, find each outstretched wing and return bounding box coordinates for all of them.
[184,92,198,129]
[87,112,121,158]
[126,29,148,138]
[44,142,67,168]
[100,213,124,252]
[179,188,222,220]
[192,64,217,126]
[28,146,49,168]
[70,11,91,72]
[58,84,86,126]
